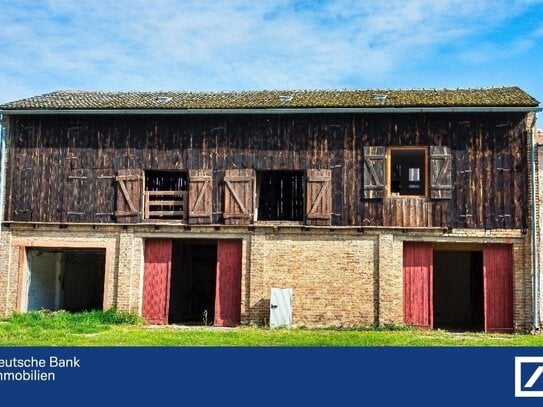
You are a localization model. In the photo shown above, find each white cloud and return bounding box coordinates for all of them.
[0,0,542,103]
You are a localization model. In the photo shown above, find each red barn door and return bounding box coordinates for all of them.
[483,244,513,333]
[214,240,242,327]
[404,242,433,328]
[142,239,172,324]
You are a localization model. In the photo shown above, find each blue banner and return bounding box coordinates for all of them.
[0,347,542,405]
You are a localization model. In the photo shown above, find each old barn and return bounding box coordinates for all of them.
[0,87,540,332]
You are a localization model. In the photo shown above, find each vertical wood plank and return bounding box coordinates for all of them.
[483,124,495,228]
[115,169,143,222]
[483,244,513,333]
[383,198,433,227]
[363,146,386,199]
[142,239,172,325]
[223,169,254,225]
[403,242,433,328]
[188,169,213,224]
[429,146,452,199]
[474,121,484,226]
[214,239,242,327]
[306,169,332,225]
[454,118,469,228]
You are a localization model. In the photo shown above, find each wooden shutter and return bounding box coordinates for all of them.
[430,146,452,199]
[483,244,513,333]
[11,151,33,221]
[215,240,243,327]
[95,170,116,222]
[63,168,91,222]
[306,169,332,226]
[115,169,143,222]
[404,242,433,328]
[363,146,385,199]
[189,169,213,224]
[142,239,172,325]
[223,169,254,225]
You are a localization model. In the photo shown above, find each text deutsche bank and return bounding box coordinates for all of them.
[0,356,80,382]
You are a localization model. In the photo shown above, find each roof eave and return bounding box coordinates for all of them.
[0,106,541,115]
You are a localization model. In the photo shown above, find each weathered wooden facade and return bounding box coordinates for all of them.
[0,88,540,332]
[2,112,531,228]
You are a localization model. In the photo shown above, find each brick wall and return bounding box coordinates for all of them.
[117,231,143,313]
[246,229,531,330]
[0,229,17,316]
[537,143,543,329]
[377,233,404,325]
[0,225,534,332]
[248,231,378,326]
[0,227,118,313]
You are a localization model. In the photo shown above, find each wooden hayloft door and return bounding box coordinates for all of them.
[403,242,433,328]
[483,244,513,333]
[142,239,173,324]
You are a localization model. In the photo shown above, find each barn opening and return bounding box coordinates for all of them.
[26,248,105,312]
[168,240,218,324]
[433,250,483,331]
[143,239,243,326]
[389,147,426,196]
[144,170,188,220]
[256,170,304,221]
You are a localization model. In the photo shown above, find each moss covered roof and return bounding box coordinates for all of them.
[1,87,538,110]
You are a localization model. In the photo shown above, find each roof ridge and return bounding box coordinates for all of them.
[33,85,526,93]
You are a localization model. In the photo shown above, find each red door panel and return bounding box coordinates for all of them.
[142,239,172,324]
[403,242,433,328]
[215,240,242,327]
[483,244,513,333]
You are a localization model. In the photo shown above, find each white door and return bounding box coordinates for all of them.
[270,287,292,328]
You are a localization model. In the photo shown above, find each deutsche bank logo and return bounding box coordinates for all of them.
[515,357,543,397]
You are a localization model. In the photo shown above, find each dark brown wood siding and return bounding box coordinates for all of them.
[4,112,529,229]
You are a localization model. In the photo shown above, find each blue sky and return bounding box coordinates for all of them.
[1,0,543,106]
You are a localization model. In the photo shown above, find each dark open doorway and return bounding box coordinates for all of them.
[256,170,304,221]
[168,240,217,324]
[27,248,105,312]
[433,250,483,331]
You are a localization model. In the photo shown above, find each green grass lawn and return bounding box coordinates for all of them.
[1,310,543,346]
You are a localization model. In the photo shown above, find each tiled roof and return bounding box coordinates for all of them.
[0,87,538,110]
